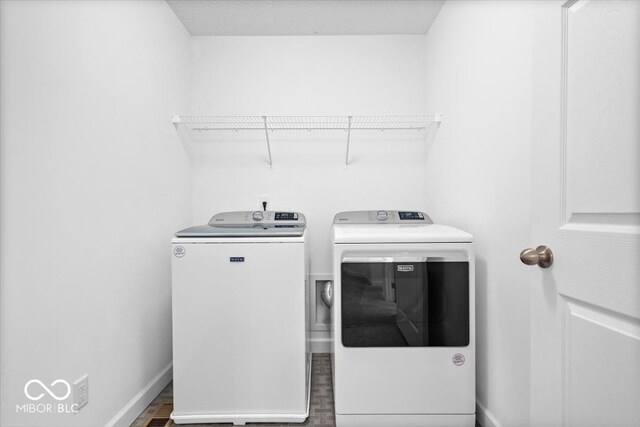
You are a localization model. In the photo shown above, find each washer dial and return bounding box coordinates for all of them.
[376,210,389,221]
[252,211,264,221]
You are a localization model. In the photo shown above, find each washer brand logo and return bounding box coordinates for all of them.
[397,265,414,272]
[17,379,78,414]
[173,246,186,258]
[230,257,245,262]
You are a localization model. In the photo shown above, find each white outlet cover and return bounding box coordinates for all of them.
[72,374,89,410]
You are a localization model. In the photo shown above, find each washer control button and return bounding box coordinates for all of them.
[376,210,389,221]
[252,211,264,221]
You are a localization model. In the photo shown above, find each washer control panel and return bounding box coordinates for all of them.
[274,212,299,221]
[334,210,433,224]
[209,211,305,227]
[376,210,389,221]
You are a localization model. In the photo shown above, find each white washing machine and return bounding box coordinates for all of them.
[171,211,311,425]
[331,210,475,427]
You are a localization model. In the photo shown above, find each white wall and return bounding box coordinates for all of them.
[186,36,430,274]
[423,2,533,426]
[0,1,191,426]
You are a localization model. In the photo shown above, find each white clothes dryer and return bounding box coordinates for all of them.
[171,211,311,425]
[331,210,475,427]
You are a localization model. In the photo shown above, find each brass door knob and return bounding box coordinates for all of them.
[520,245,554,268]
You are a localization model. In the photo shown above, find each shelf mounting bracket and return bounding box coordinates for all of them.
[263,116,273,167]
[345,116,352,165]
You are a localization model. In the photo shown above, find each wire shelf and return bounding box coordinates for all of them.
[172,114,442,165]
[268,116,348,131]
[174,115,440,132]
[350,115,438,130]
[176,115,265,131]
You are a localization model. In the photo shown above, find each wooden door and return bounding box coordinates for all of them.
[530,1,640,426]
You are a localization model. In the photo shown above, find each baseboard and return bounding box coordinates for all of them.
[476,400,502,427]
[105,362,173,427]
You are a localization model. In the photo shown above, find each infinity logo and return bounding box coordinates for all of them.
[24,379,71,401]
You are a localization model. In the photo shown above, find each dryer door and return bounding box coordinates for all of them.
[341,257,469,347]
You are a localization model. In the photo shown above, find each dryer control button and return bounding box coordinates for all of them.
[376,210,388,221]
[252,211,264,221]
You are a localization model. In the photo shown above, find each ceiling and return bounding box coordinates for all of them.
[166,0,445,36]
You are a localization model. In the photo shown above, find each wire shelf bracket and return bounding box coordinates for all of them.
[345,116,353,165]
[262,116,273,167]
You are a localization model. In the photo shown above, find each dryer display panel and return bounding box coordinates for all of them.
[341,261,469,347]
[398,211,425,220]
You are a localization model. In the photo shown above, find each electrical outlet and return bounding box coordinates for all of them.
[259,194,271,211]
[72,374,88,411]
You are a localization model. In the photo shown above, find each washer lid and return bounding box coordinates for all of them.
[175,211,306,237]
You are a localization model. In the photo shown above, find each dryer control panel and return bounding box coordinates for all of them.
[333,210,433,224]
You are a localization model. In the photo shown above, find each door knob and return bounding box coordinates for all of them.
[520,245,554,268]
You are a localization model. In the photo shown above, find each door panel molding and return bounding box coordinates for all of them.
[564,302,640,427]
[559,0,640,322]
[560,0,573,224]
[562,0,640,223]
[568,213,640,227]
[557,226,640,319]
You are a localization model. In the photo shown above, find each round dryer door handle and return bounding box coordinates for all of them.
[520,245,554,268]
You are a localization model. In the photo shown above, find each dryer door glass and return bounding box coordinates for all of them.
[341,261,469,347]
